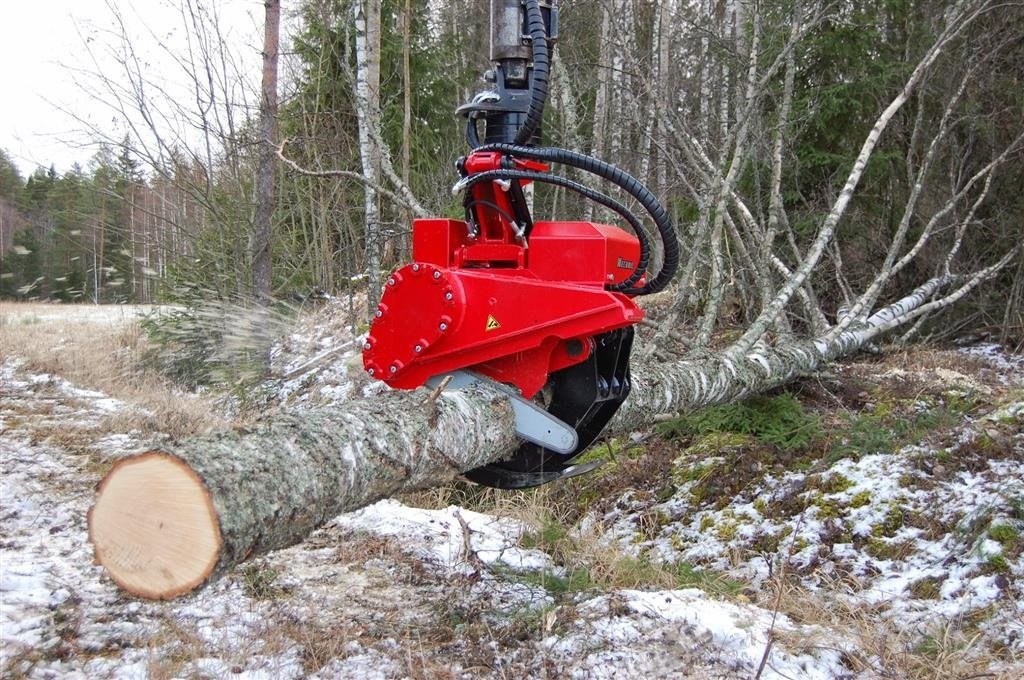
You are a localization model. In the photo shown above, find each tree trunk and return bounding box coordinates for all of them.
[354,0,384,311]
[253,0,280,302]
[87,277,968,600]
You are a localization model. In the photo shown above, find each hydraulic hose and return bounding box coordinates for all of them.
[457,168,651,292]
[474,143,680,295]
[514,0,550,146]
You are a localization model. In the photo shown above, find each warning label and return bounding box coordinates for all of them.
[485,315,502,331]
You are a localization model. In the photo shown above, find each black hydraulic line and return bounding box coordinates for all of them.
[514,0,550,146]
[472,143,680,296]
[463,199,520,235]
[455,169,650,292]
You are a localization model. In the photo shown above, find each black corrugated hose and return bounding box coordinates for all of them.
[456,168,651,292]
[461,0,679,296]
[514,0,550,146]
[473,144,680,296]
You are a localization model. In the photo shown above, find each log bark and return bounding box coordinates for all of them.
[90,385,517,599]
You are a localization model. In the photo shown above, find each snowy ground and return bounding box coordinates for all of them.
[1,303,1022,678]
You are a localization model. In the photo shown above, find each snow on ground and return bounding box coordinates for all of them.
[594,346,1024,670]
[2,349,852,677]
[3,302,1022,677]
[0,303,161,326]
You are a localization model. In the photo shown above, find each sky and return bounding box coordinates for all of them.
[0,0,266,177]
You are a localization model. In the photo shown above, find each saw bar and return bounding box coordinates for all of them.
[426,371,577,454]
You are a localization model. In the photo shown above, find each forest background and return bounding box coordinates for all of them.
[0,0,1021,351]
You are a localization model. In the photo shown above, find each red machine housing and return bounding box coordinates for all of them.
[363,217,644,399]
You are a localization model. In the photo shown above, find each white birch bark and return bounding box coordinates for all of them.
[353,0,384,311]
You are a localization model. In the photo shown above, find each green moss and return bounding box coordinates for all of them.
[753,498,769,515]
[498,566,593,596]
[670,562,745,598]
[698,514,715,533]
[850,490,872,508]
[814,495,843,519]
[983,554,1011,575]
[817,473,855,494]
[865,537,914,561]
[872,504,906,538]
[988,523,1019,547]
[827,396,963,463]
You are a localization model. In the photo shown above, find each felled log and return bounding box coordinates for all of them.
[89,294,916,599]
[88,385,517,599]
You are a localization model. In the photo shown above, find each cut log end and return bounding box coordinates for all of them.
[88,451,222,600]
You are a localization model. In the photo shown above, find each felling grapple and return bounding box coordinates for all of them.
[363,0,679,488]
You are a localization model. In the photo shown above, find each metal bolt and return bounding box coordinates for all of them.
[363,342,371,351]
[445,292,454,301]
[439,322,448,332]
[433,271,441,280]
[414,345,423,353]
[387,277,395,286]
[367,368,375,376]
[411,263,420,272]
[389,365,398,373]
[376,309,383,318]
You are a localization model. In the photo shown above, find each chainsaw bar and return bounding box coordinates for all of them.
[463,327,634,489]
[425,370,578,454]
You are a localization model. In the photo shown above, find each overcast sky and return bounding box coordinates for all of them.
[0,0,266,177]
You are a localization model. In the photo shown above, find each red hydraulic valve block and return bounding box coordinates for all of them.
[362,218,644,399]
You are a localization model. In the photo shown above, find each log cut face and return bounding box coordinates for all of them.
[88,452,222,599]
[88,386,517,599]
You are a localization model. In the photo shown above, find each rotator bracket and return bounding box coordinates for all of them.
[425,370,578,454]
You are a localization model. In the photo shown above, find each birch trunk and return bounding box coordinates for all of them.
[354,0,383,311]
[86,271,983,600]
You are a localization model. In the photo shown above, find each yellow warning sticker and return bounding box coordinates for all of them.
[485,315,502,331]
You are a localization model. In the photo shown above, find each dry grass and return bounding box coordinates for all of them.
[760,575,1020,679]
[1,302,230,437]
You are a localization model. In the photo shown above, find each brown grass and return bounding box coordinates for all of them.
[1,302,230,437]
[759,575,1021,679]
